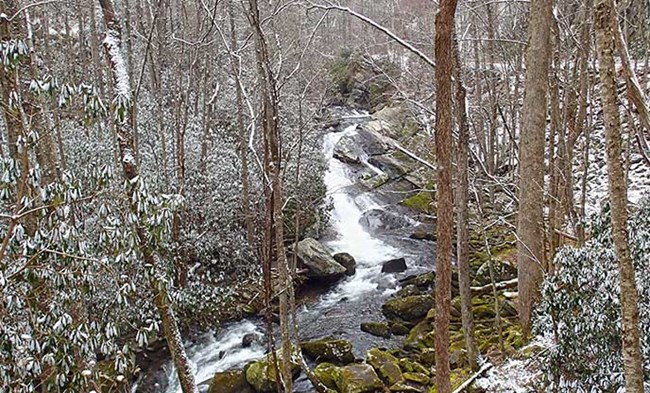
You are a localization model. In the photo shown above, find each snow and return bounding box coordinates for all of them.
[475,336,552,392]
[103,30,132,102]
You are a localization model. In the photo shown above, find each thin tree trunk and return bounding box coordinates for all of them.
[594,1,645,391]
[247,0,293,390]
[516,0,553,339]
[453,37,478,371]
[434,1,458,392]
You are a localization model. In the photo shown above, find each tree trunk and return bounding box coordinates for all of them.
[453,37,478,371]
[516,0,553,339]
[594,1,645,391]
[434,1,458,392]
[97,1,198,391]
[247,0,294,391]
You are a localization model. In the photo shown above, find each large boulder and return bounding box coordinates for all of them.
[334,252,357,276]
[301,338,355,364]
[313,362,341,390]
[335,363,385,393]
[245,351,300,393]
[382,295,434,321]
[381,258,407,274]
[296,238,347,280]
[208,370,254,393]
[360,322,391,339]
[365,348,403,386]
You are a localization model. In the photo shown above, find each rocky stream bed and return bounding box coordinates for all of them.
[141,106,522,393]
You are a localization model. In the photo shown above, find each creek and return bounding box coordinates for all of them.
[162,110,436,393]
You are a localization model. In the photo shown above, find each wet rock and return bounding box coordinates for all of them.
[335,363,384,393]
[301,338,355,364]
[395,285,421,298]
[382,295,434,321]
[208,370,254,393]
[242,333,260,348]
[245,351,300,393]
[334,134,363,164]
[360,209,412,232]
[360,322,391,339]
[366,348,404,386]
[367,155,408,179]
[389,322,410,336]
[409,230,436,242]
[334,252,357,276]
[381,258,407,273]
[313,362,341,391]
[295,238,347,280]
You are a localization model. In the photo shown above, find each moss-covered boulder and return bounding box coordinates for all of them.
[389,322,410,336]
[313,362,341,390]
[382,295,433,321]
[365,348,403,386]
[208,370,254,393]
[404,320,433,350]
[301,338,355,364]
[400,272,434,289]
[245,351,300,392]
[398,359,430,376]
[335,363,385,393]
[403,372,429,385]
[394,284,421,298]
[361,322,391,338]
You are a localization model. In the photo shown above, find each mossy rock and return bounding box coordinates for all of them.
[361,322,391,339]
[417,348,436,366]
[301,338,355,364]
[403,372,430,385]
[208,370,254,393]
[382,295,434,321]
[245,350,300,393]
[395,284,421,298]
[335,363,385,393]
[313,362,341,390]
[390,322,410,336]
[398,358,430,376]
[404,320,433,350]
[401,191,434,213]
[401,272,434,288]
[366,348,404,386]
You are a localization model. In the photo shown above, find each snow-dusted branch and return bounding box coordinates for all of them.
[305,1,436,69]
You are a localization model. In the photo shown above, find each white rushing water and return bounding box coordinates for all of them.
[164,122,402,393]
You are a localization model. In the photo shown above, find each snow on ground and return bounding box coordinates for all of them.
[474,335,553,392]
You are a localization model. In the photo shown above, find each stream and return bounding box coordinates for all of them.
[161,110,436,393]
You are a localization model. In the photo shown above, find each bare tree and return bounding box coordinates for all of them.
[516,0,553,339]
[594,0,645,390]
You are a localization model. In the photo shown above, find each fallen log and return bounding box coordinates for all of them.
[471,278,518,296]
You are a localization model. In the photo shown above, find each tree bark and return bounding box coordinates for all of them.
[516,0,553,339]
[594,1,645,391]
[434,1,458,392]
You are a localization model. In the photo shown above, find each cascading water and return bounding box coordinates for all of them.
[163,116,417,393]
